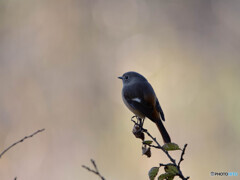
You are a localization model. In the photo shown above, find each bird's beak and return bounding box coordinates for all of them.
[118,76,123,80]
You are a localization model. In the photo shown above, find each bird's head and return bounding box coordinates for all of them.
[118,71,147,85]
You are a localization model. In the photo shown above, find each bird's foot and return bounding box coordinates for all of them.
[131,116,137,123]
[138,117,145,130]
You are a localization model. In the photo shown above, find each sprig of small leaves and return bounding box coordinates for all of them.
[149,163,183,180]
[131,117,189,180]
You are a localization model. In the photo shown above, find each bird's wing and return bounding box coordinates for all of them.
[123,82,157,122]
[156,98,165,121]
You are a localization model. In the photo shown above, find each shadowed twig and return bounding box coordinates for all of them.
[82,159,105,180]
[178,144,188,167]
[0,129,45,159]
[131,118,189,180]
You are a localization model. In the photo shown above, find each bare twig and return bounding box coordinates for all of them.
[82,159,105,180]
[131,118,189,180]
[159,163,171,167]
[178,144,188,167]
[0,129,45,159]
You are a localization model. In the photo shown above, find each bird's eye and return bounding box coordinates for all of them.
[125,76,128,79]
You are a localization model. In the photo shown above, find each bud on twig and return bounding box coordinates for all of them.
[132,124,145,141]
[142,145,151,158]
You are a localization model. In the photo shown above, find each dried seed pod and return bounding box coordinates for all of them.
[142,145,151,158]
[132,124,145,141]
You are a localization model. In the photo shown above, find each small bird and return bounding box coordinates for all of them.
[118,71,171,143]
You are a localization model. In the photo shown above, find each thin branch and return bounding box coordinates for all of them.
[131,118,189,180]
[178,144,188,167]
[82,159,105,180]
[159,163,171,167]
[0,129,45,159]
[91,159,99,172]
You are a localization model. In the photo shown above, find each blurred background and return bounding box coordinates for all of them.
[0,0,240,179]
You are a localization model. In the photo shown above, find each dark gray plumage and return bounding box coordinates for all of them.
[119,71,171,143]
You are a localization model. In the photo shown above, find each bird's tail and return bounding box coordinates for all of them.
[155,120,171,143]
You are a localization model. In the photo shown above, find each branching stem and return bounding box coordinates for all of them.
[82,159,105,180]
[131,118,189,180]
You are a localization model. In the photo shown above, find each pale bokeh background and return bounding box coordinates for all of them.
[0,0,240,179]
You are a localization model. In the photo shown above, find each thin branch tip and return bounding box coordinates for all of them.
[178,143,188,167]
[82,159,105,180]
[0,128,45,159]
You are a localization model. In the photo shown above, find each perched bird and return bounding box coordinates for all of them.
[118,71,171,143]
